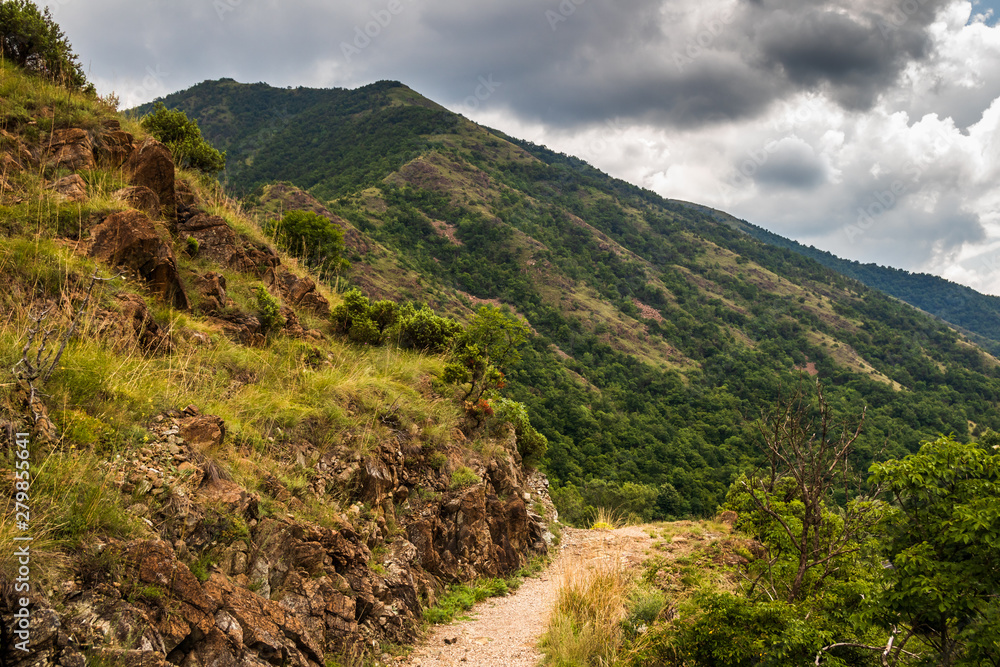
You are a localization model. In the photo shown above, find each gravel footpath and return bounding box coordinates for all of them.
[400,526,654,667]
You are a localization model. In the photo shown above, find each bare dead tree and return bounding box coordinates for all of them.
[12,271,114,425]
[742,380,885,602]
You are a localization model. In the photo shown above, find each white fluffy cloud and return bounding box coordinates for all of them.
[44,0,1000,294]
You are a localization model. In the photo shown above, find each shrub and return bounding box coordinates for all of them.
[268,210,347,274]
[140,102,226,173]
[450,466,479,489]
[0,0,89,89]
[253,286,284,335]
[393,303,461,352]
[491,397,548,467]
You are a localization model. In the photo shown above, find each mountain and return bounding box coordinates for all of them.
[0,62,553,666]
[137,79,1000,522]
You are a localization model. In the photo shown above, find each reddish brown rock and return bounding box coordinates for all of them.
[88,210,189,309]
[178,213,280,274]
[125,138,175,217]
[113,185,161,217]
[177,414,226,449]
[45,128,95,171]
[263,266,331,316]
[96,128,135,167]
[48,174,87,202]
[112,293,173,353]
[192,271,230,313]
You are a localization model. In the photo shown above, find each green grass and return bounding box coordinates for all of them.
[422,577,510,624]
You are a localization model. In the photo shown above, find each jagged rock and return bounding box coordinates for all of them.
[206,313,265,347]
[45,128,95,171]
[112,293,173,353]
[1,129,36,171]
[125,138,175,218]
[113,185,161,217]
[88,210,189,310]
[47,174,88,202]
[178,213,279,274]
[191,271,230,313]
[263,266,331,316]
[175,178,197,208]
[96,121,135,167]
[177,414,226,449]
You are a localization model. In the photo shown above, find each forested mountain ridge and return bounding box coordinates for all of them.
[138,79,1000,521]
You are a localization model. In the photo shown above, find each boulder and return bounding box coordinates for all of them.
[45,128,95,171]
[178,214,280,275]
[88,210,189,309]
[192,271,230,313]
[96,125,136,167]
[177,414,226,449]
[112,293,173,353]
[113,186,161,217]
[125,138,175,218]
[263,267,331,316]
[48,174,88,202]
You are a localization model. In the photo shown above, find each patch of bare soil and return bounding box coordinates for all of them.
[399,526,655,667]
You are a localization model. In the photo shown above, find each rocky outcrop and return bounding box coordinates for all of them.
[263,267,331,317]
[178,214,279,275]
[47,174,88,202]
[113,185,161,217]
[95,119,135,167]
[45,128,96,171]
[125,138,176,218]
[88,210,189,310]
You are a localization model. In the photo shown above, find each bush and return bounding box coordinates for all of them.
[253,286,284,335]
[140,102,226,173]
[0,0,89,89]
[394,303,462,352]
[330,289,460,351]
[491,397,548,467]
[268,210,347,274]
[450,466,479,489]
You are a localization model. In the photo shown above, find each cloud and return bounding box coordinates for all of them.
[41,0,1000,294]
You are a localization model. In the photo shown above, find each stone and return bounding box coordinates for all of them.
[113,185,161,217]
[177,414,226,449]
[88,210,189,310]
[46,128,95,171]
[97,128,136,167]
[125,138,175,218]
[178,213,279,274]
[263,266,331,316]
[192,271,229,314]
[112,292,173,353]
[48,174,87,202]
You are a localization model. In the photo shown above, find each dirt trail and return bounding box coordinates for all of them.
[400,525,655,667]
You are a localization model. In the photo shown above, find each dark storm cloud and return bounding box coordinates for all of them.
[752,139,828,189]
[49,0,955,129]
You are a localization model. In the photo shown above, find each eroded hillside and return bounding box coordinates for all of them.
[0,63,554,666]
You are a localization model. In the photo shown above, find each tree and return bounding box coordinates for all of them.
[733,382,883,603]
[140,102,226,174]
[0,0,89,89]
[267,210,348,275]
[444,305,530,402]
[869,436,1000,666]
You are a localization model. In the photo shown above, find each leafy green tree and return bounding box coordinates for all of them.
[870,436,1000,666]
[444,306,530,402]
[0,0,89,89]
[267,209,348,274]
[140,102,226,174]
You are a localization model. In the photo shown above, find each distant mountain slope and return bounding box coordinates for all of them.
[137,79,1000,520]
[721,216,1000,354]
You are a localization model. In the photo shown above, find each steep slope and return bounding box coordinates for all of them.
[141,79,1000,521]
[0,63,551,667]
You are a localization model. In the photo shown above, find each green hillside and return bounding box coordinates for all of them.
[140,79,1000,522]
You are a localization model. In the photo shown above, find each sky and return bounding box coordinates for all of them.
[44,0,1000,295]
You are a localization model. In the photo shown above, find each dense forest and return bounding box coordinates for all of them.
[140,80,1000,525]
